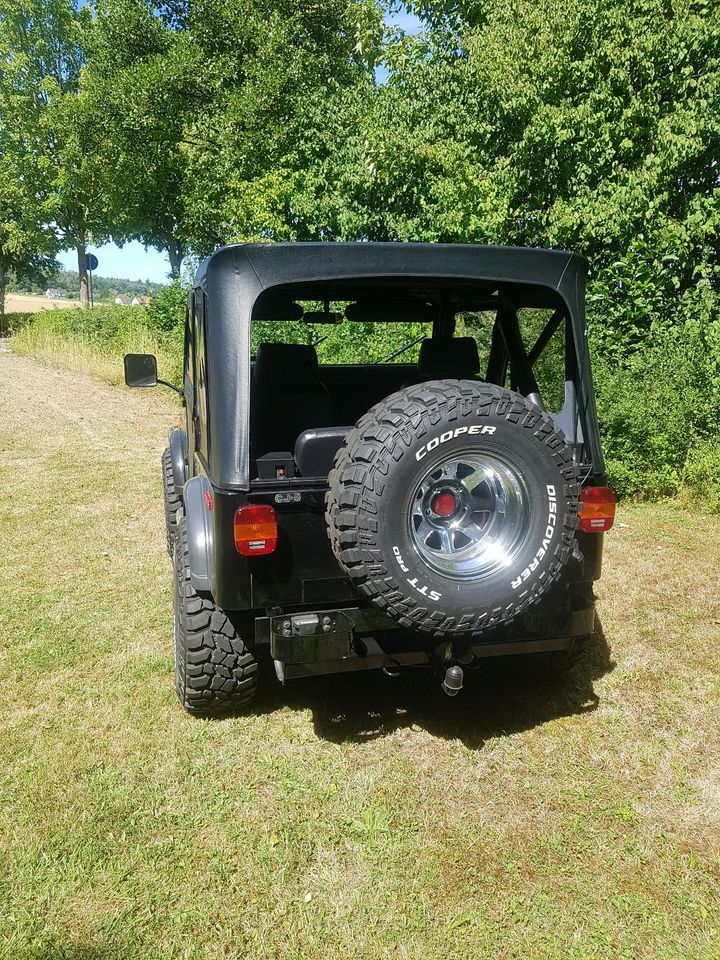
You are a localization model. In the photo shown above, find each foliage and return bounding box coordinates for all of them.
[1,0,719,500]
[0,311,33,335]
[12,304,183,384]
[251,317,432,364]
[71,0,376,265]
[79,0,193,274]
[145,279,187,336]
[592,304,720,503]
[0,0,109,308]
[0,0,60,311]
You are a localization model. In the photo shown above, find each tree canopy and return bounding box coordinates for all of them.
[0,0,718,345]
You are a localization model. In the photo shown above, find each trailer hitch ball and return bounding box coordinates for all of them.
[442,665,464,697]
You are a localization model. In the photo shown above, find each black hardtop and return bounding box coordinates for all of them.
[196,241,587,306]
[192,242,596,491]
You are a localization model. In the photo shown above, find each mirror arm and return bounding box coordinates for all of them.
[157,379,185,401]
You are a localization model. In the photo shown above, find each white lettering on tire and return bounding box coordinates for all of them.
[415,424,496,461]
[392,547,442,601]
[511,485,557,589]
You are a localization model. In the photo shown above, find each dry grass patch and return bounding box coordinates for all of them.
[0,352,718,959]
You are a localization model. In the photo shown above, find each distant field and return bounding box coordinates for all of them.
[4,292,81,313]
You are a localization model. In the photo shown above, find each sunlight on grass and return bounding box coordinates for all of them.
[0,352,718,959]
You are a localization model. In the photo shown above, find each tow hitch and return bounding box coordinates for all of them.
[441,665,464,697]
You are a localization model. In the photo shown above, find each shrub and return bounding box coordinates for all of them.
[146,280,186,336]
[11,304,182,391]
[0,312,33,335]
[591,305,720,506]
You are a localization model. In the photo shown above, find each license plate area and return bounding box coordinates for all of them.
[270,611,354,664]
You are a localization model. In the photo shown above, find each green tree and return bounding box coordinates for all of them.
[362,0,720,352]
[80,0,195,277]
[0,0,112,307]
[0,0,62,312]
[178,0,382,252]
[0,86,57,313]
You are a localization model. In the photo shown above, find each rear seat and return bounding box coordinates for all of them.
[251,338,482,479]
[408,337,481,383]
[250,342,333,456]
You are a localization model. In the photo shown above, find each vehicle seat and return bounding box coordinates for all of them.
[251,342,333,455]
[294,426,352,477]
[406,337,481,384]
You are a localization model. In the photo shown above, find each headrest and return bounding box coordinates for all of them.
[417,337,480,378]
[255,342,320,382]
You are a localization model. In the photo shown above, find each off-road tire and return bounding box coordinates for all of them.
[327,380,580,638]
[162,446,183,557]
[173,516,258,715]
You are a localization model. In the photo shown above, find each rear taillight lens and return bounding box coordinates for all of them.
[578,487,616,533]
[234,504,278,556]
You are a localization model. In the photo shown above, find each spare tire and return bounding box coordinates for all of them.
[326,380,580,638]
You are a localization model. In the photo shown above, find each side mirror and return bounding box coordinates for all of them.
[124,353,157,388]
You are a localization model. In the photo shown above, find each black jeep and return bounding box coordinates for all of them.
[125,242,615,715]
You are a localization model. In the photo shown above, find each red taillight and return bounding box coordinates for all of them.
[234,504,278,556]
[578,487,616,533]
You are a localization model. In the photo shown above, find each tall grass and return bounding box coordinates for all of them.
[11,304,182,389]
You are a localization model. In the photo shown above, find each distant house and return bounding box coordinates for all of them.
[46,288,68,299]
[114,296,125,305]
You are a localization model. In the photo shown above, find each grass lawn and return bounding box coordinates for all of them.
[0,350,718,959]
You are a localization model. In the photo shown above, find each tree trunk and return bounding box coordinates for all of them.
[0,262,5,318]
[77,241,90,308]
[167,238,184,280]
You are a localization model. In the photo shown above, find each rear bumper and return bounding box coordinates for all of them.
[257,598,595,681]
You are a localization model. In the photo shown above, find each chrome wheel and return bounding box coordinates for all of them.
[409,452,531,580]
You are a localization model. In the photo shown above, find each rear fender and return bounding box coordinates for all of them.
[184,476,215,595]
[169,427,188,494]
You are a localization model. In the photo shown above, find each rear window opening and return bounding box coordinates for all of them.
[248,278,574,483]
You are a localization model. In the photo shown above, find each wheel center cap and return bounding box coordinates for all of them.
[432,491,458,517]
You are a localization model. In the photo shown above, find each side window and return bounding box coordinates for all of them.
[458,308,567,413]
[194,292,210,458]
[184,292,195,393]
[517,309,566,413]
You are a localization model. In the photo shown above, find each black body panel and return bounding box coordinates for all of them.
[211,485,603,622]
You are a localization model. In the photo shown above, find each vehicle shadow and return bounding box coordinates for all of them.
[254,618,615,749]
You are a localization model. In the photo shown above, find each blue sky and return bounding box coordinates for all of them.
[57,240,172,285]
[387,9,423,32]
[58,9,424,285]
